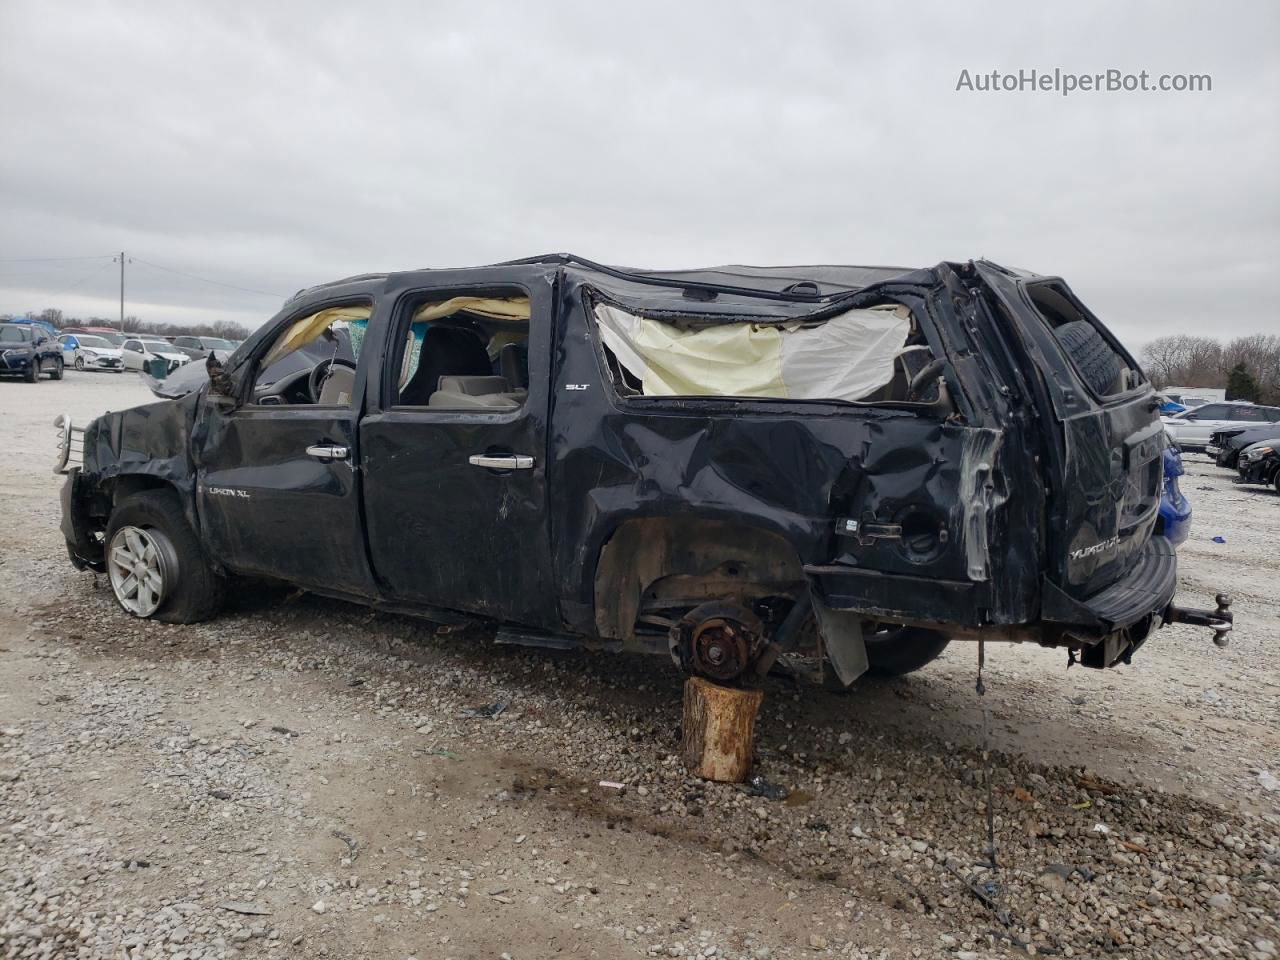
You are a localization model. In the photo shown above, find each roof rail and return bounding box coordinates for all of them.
[497,253,853,304]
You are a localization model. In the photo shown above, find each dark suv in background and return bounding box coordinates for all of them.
[172,335,239,361]
[0,323,65,382]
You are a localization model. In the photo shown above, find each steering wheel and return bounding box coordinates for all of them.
[308,358,356,403]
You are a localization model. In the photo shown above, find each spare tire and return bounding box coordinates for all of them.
[1055,319,1126,396]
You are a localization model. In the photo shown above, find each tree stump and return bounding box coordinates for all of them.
[681,676,765,783]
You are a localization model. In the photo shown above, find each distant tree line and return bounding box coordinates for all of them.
[1140,334,1279,404]
[10,307,251,342]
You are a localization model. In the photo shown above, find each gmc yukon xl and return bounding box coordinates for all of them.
[55,255,1232,685]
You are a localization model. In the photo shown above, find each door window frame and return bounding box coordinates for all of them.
[232,295,375,410]
[380,282,537,420]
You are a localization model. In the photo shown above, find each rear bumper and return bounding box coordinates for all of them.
[1042,535,1177,636]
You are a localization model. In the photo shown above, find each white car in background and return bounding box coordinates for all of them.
[1162,400,1280,451]
[58,333,125,372]
[120,337,192,374]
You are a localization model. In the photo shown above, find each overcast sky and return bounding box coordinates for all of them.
[1,0,1276,350]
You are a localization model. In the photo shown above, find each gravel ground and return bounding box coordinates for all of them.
[1,373,1277,960]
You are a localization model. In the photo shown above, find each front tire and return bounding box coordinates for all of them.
[24,359,39,383]
[863,624,950,676]
[74,356,86,370]
[105,491,225,623]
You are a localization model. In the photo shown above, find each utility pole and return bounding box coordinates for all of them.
[115,251,126,332]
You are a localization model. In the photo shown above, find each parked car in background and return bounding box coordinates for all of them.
[1165,393,1212,409]
[120,337,191,374]
[63,326,128,347]
[1235,439,1280,493]
[172,335,238,360]
[1208,424,1280,468]
[1161,401,1280,451]
[0,323,65,381]
[1157,394,1187,415]
[1155,444,1192,547]
[0,316,60,340]
[58,333,78,367]
[1162,387,1225,409]
[58,333,124,372]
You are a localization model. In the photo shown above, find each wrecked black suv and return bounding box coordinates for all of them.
[55,255,1231,685]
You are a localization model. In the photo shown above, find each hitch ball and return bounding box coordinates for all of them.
[1212,594,1233,647]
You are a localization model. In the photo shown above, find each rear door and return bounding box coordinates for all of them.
[358,265,560,629]
[977,266,1162,599]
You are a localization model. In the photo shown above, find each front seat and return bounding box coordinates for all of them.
[499,342,528,389]
[399,326,493,406]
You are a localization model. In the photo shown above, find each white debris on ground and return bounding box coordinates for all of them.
[1,375,1277,959]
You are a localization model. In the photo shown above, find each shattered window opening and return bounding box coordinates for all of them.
[1025,281,1142,399]
[592,300,940,406]
[250,302,371,407]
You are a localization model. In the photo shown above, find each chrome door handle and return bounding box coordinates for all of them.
[468,454,534,470]
[306,444,349,460]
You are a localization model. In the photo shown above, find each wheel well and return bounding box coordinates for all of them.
[592,517,805,644]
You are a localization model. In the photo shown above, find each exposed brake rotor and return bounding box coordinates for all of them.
[669,601,765,683]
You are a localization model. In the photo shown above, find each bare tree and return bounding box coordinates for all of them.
[1140,335,1223,388]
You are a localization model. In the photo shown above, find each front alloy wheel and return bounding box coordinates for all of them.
[107,525,178,617]
[74,356,85,370]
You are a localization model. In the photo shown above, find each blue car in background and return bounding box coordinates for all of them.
[1157,394,1187,415]
[1156,444,1192,547]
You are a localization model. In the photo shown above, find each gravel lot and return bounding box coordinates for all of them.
[1,373,1277,960]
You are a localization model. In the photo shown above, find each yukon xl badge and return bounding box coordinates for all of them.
[205,486,251,499]
[1069,534,1120,561]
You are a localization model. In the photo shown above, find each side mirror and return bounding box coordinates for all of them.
[205,353,239,407]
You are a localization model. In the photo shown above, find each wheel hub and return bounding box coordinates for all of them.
[690,618,750,681]
[107,525,177,617]
[669,601,765,684]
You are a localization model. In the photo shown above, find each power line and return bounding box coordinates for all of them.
[0,254,115,263]
[130,258,285,299]
[49,259,119,300]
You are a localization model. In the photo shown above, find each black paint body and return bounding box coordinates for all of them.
[60,257,1177,661]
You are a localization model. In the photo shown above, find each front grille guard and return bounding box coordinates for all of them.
[53,413,85,474]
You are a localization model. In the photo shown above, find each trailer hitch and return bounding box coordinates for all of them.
[1165,593,1233,647]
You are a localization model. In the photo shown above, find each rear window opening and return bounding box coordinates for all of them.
[593,301,943,406]
[1027,282,1143,398]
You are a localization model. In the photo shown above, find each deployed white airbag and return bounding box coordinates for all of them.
[594,303,911,401]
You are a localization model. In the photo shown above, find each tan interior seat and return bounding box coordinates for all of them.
[429,375,522,409]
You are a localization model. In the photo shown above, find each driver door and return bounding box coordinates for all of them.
[192,296,377,596]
